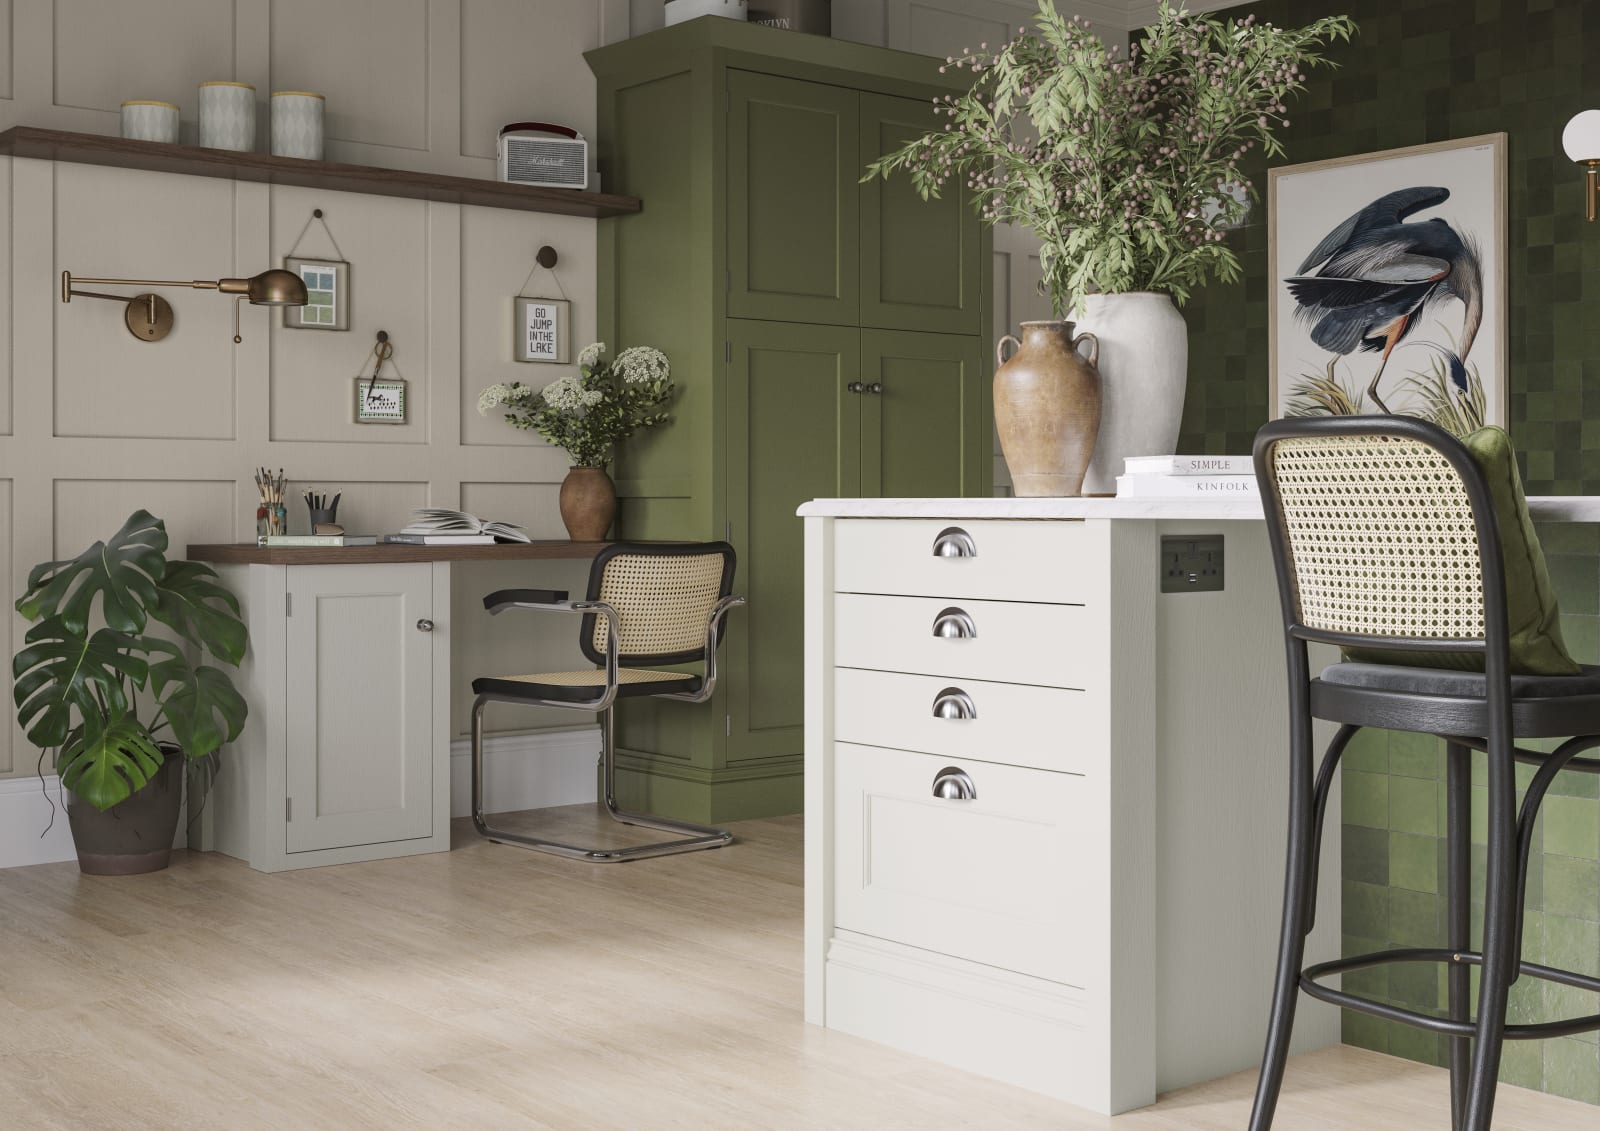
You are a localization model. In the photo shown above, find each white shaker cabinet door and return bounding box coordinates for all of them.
[284,564,434,854]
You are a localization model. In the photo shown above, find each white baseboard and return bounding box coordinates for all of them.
[0,775,83,868]
[1,729,602,870]
[449,726,601,818]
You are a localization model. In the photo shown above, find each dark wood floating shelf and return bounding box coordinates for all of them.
[188,541,611,565]
[0,126,642,219]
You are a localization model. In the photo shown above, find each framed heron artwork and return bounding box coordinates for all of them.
[1269,134,1507,433]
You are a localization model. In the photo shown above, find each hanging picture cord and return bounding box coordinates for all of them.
[364,330,395,398]
[516,244,569,301]
[285,207,349,262]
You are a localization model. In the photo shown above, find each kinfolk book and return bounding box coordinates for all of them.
[1114,474,1258,498]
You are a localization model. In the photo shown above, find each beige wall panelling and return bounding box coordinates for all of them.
[55,163,238,440]
[268,0,452,171]
[460,481,567,540]
[53,479,234,557]
[0,1,11,103]
[457,0,599,165]
[280,479,428,537]
[460,205,597,452]
[0,479,12,774]
[0,157,9,438]
[884,0,1023,58]
[45,0,234,140]
[268,185,430,445]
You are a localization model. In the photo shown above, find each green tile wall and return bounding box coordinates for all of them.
[1174,0,1600,1103]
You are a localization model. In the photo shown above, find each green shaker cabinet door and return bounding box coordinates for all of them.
[861,328,988,499]
[727,71,860,326]
[725,319,861,764]
[860,93,981,335]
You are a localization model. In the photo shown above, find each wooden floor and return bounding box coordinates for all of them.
[0,806,1594,1129]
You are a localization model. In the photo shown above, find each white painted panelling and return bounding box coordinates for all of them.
[449,726,600,817]
[0,478,11,775]
[458,0,598,161]
[0,775,76,867]
[53,164,238,440]
[281,479,429,536]
[51,0,233,120]
[269,0,431,154]
[52,479,234,559]
[268,186,430,444]
[458,205,598,450]
[459,482,567,539]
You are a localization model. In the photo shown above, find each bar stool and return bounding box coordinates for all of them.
[469,541,744,862]
[1250,417,1600,1131]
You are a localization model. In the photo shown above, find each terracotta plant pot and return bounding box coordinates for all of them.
[65,744,184,875]
[559,466,618,541]
[993,320,1101,497]
[1073,292,1189,496]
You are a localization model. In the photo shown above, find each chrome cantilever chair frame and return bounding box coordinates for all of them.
[470,586,745,863]
[1249,416,1600,1131]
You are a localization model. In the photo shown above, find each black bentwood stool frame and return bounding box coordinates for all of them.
[1250,417,1600,1131]
[469,541,745,863]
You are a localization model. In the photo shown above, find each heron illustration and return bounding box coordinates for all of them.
[1286,186,1483,414]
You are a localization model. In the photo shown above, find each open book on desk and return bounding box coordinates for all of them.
[385,508,532,544]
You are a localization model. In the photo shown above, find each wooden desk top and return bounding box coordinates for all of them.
[187,541,610,565]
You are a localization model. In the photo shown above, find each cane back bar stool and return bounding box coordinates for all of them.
[1250,417,1600,1131]
[469,541,745,862]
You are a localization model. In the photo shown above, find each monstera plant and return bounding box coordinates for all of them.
[12,511,247,848]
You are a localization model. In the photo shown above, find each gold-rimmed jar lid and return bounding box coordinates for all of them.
[199,80,256,89]
[272,90,325,100]
[121,100,179,109]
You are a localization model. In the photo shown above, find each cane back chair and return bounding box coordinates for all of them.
[470,541,744,862]
[1251,416,1600,1131]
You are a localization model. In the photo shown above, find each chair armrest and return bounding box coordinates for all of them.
[482,588,571,614]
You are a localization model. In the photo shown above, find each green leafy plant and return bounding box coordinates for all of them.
[12,510,248,811]
[865,1,1356,315]
[477,342,674,468]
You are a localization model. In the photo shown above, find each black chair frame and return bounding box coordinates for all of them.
[1250,416,1600,1131]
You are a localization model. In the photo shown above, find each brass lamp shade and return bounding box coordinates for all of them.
[218,269,309,306]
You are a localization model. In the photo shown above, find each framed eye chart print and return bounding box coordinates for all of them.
[514,296,569,363]
[284,256,351,330]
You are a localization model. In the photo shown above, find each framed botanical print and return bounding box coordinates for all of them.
[514,296,569,363]
[284,256,350,331]
[1269,134,1507,432]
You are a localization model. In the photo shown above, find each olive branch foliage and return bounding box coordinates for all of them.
[864,1,1356,317]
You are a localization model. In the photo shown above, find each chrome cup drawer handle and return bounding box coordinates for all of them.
[931,526,977,558]
[932,767,977,800]
[931,607,977,639]
[931,687,977,720]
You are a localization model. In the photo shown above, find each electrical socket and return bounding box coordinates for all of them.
[1160,534,1224,593]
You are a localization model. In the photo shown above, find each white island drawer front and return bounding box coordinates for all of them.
[834,669,1092,775]
[833,519,1094,602]
[834,594,1092,688]
[833,743,1091,986]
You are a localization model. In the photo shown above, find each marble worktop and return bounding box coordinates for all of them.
[796,495,1600,522]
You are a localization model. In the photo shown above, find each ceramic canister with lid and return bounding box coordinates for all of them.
[198,81,256,151]
[271,91,324,160]
[120,100,179,143]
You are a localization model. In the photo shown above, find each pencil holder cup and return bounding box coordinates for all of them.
[308,507,337,529]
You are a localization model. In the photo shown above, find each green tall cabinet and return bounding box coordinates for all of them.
[587,19,991,822]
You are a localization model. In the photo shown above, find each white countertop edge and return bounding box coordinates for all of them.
[796,496,1600,522]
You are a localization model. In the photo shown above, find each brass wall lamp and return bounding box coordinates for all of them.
[1563,110,1600,222]
[60,268,308,343]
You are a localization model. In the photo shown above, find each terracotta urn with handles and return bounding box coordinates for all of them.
[993,321,1101,497]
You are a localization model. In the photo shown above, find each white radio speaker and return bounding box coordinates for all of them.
[498,122,588,190]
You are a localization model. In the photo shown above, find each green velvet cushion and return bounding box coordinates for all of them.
[1341,426,1581,677]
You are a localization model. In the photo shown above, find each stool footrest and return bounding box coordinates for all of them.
[1301,947,1600,1040]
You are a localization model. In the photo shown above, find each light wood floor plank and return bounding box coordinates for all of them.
[0,806,1592,1129]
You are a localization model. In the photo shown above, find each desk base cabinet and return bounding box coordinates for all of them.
[203,562,451,872]
[804,513,1342,1114]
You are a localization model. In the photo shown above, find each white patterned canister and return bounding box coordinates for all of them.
[271,91,324,160]
[198,81,256,151]
[120,100,179,144]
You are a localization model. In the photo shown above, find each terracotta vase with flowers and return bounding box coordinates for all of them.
[478,342,675,540]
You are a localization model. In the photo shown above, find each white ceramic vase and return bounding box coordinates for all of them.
[1071,292,1189,495]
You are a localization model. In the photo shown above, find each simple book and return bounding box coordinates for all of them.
[1123,454,1254,476]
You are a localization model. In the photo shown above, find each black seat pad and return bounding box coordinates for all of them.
[473,673,702,703]
[1320,663,1600,699]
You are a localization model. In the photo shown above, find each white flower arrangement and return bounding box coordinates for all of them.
[474,342,674,468]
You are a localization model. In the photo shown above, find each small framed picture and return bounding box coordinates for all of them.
[514,296,569,363]
[353,377,406,424]
[285,256,351,331]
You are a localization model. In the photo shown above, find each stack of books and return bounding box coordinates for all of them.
[383,508,532,546]
[1115,454,1258,498]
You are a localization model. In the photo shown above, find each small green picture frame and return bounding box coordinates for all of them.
[285,256,351,331]
[354,377,406,424]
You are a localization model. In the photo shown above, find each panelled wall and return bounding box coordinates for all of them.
[0,0,642,782]
[1177,0,1600,1105]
